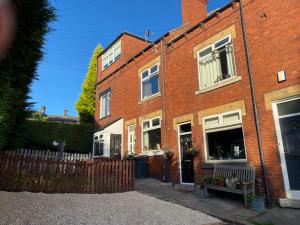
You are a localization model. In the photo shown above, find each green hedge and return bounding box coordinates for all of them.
[24,121,94,154]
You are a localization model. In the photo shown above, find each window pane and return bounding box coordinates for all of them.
[219,47,229,79]
[142,71,149,79]
[149,74,159,95]
[206,127,246,160]
[205,116,219,127]
[143,128,161,151]
[152,118,160,127]
[215,37,230,49]
[143,121,150,129]
[199,47,212,58]
[128,125,135,132]
[150,65,158,74]
[278,99,300,116]
[223,112,240,124]
[179,123,192,133]
[94,142,104,156]
[142,74,159,98]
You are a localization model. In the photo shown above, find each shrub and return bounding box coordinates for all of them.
[23,121,94,154]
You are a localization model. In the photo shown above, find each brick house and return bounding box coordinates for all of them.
[93,0,300,206]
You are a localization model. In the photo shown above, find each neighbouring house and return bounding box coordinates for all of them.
[32,106,79,124]
[94,0,300,207]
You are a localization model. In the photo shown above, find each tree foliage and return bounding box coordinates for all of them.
[0,0,55,150]
[75,44,103,124]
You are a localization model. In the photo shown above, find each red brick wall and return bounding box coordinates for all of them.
[97,34,149,82]
[182,0,207,26]
[95,0,300,199]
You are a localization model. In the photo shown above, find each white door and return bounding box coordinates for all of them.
[128,125,136,155]
[273,96,300,199]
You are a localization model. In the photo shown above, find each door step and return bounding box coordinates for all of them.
[279,198,300,208]
[174,184,194,192]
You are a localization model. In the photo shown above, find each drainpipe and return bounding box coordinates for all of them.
[160,39,168,147]
[239,0,271,206]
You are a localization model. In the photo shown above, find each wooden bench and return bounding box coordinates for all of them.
[206,165,255,206]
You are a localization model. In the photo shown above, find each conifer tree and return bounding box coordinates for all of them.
[75,44,103,124]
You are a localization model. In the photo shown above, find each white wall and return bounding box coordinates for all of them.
[93,119,123,158]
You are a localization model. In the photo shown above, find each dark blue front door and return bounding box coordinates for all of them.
[180,134,194,183]
[279,115,300,190]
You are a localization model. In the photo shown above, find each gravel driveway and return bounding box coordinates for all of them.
[0,191,222,225]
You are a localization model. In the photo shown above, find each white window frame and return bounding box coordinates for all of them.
[127,124,136,155]
[141,116,163,155]
[93,135,104,158]
[202,109,247,163]
[140,63,160,100]
[100,90,111,119]
[102,40,121,70]
[197,34,237,90]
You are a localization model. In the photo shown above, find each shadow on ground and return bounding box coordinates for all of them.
[135,178,300,225]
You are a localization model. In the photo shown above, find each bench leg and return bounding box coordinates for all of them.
[244,192,248,207]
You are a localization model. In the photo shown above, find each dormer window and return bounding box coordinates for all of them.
[102,40,121,70]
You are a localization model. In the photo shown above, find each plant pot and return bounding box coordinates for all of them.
[250,196,266,212]
[195,188,208,200]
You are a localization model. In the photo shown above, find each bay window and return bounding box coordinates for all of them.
[203,110,246,162]
[142,117,161,152]
[197,35,237,90]
[141,64,160,100]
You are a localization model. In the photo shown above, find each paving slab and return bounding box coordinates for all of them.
[135,178,300,225]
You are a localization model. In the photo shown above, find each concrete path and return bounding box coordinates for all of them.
[0,191,222,225]
[135,178,300,225]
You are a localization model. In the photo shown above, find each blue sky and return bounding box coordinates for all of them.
[31,0,231,116]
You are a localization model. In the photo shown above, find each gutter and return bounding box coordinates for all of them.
[239,0,272,206]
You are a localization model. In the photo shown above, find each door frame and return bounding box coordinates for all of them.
[177,121,194,185]
[272,95,300,200]
[127,124,136,154]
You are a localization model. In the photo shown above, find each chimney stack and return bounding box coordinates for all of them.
[39,106,46,115]
[182,0,208,27]
[64,107,68,117]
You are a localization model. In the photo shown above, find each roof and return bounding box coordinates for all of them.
[47,115,79,123]
[99,32,153,58]
[96,0,236,85]
[94,117,123,132]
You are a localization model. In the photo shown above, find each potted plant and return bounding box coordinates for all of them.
[194,181,208,200]
[185,147,198,157]
[164,150,174,160]
[213,176,226,187]
[247,193,266,212]
[225,176,238,189]
[203,176,213,185]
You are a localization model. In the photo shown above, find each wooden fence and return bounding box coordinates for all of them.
[5,149,91,161]
[0,154,135,194]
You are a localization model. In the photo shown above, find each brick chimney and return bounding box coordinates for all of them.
[182,0,208,26]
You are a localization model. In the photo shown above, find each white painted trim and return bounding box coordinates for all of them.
[127,124,136,155]
[272,96,300,200]
[140,63,160,101]
[141,116,162,154]
[177,122,194,184]
[202,109,247,163]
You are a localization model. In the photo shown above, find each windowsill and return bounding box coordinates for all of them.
[195,76,242,95]
[201,159,248,168]
[139,93,161,104]
[140,150,164,157]
[98,114,111,121]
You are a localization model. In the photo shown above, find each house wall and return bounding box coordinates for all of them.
[95,0,300,199]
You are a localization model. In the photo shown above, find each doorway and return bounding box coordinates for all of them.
[178,122,194,184]
[273,96,300,199]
